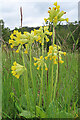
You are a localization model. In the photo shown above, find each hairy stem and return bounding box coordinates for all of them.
[50,26,55,102]
[30,45,36,107]
[22,50,30,111]
[39,38,44,107]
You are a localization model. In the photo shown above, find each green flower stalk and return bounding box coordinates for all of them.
[30,44,36,108]
[51,26,55,102]
[22,50,30,111]
[39,37,44,107]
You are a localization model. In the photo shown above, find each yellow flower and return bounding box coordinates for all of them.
[10,34,14,39]
[13,30,18,35]
[56,5,60,10]
[9,40,14,44]
[15,75,19,79]
[46,39,49,42]
[36,39,39,42]
[11,45,13,48]
[44,18,47,22]
[34,63,37,66]
[24,50,28,54]
[45,56,48,60]
[23,32,27,35]
[41,43,44,45]
[11,62,26,79]
[39,41,41,43]
[11,71,16,75]
[11,66,16,71]
[34,29,37,35]
[54,44,57,47]
[49,46,53,50]
[38,36,41,40]
[63,52,66,56]
[44,2,68,26]
[54,2,57,6]
[37,67,39,70]
[59,60,64,64]
[54,61,57,64]
[33,57,37,61]
[45,67,48,71]
[49,32,52,36]
[40,56,43,59]
[16,49,19,53]
[54,16,57,20]
[13,61,17,66]
[52,56,56,59]
[50,57,52,60]
[65,18,69,22]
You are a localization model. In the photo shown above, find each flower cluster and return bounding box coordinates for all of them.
[33,56,48,71]
[33,26,52,45]
[11,61,26,79]
[44,2,69,26]
[9,30,38,54]
[45,44,66,64]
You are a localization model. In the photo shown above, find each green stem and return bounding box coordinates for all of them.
[22,50,30,111]
[30,45,36,106]
[50,25,55,102]
[53,63,58,101]
[39,38,44,107]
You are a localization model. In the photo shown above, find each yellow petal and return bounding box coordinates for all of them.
[37,67,39,70]
[45,67,48,71]
[13,61,17,66]
[16,50,19,53]
[54,2,57,6]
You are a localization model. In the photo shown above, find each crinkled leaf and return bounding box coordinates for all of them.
[46,101,58,118]
[15,102,22,113]
[55,111,74,118]
[19,110,35,118]
[19,94,27,109]
[36,106,46,118]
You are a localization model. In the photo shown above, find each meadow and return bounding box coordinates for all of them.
[2,44,78,119]
[1,1,79,119]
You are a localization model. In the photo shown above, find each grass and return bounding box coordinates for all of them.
[2,45,78,119]
[0,47,2,120]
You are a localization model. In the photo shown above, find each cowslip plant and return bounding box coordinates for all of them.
[8,1,71,118]
[44,1,69,26]
[33,26,52,44]
[11,61,26,79]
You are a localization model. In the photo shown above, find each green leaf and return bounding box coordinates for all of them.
[19,110,35,118]
[56,111,74,118]
[76,38,79,45]
[19,94,27,109]
[29,88,35,111]
[46,101,74,118]
[15,102,22,113]
[46,101,58,118]
[36,106,46,118]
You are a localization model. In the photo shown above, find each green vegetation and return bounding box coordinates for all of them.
[2,46,78,119]
[1,1,80,119]
[0,47,2,120]
[0,18,80,51]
